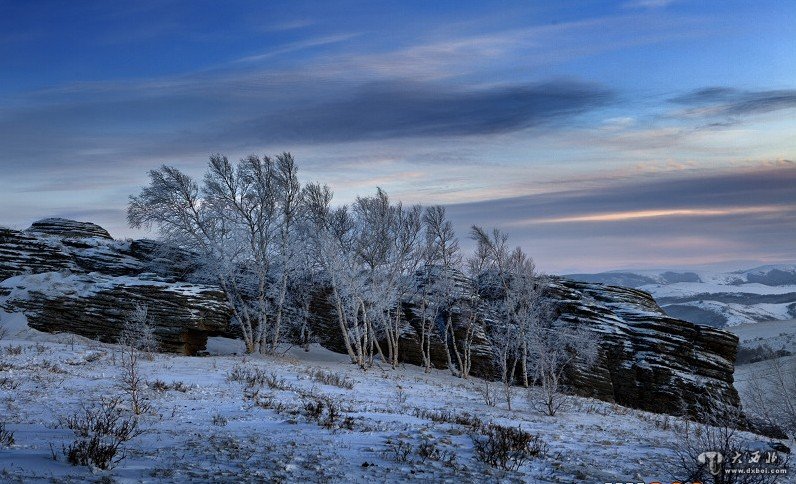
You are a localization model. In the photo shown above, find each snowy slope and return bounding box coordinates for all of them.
[566,265,796,327]
[0,316,787,482]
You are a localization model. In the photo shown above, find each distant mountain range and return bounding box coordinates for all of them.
[565,265,796,327]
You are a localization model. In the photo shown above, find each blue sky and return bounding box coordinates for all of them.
[1,0,794,272]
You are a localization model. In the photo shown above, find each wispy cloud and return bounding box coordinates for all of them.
[222,79,613,143]
[235,33,362,63]
[670,87,796,121]
[624,0,679,9]
[445,163,796,272]
[260,19,315,33]
[0,74,613,175]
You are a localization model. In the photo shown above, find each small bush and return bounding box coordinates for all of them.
[60,398,143,470]
[212,414,228,426]
[0,423,14,448]
[417,438,441,463]
[228,365,289,391]
[84,352,103,363]
[150,379,189,393]
[171,381,189,392]
[0,377,20,391]
[383,438,413,463]
[473,424,547,471]
[5,346,22,356]
[245,390,285,412]
[40,360,66,373]
[300,395,345,429]
[151,379,169,392]
[307,368,354,390]
[479,380,497,407]
[412,408,484,430]
[395,385,407,406]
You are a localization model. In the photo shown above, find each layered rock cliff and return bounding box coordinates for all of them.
[0,219,230,354]
[0,218,742,423]
[308,270,742,423]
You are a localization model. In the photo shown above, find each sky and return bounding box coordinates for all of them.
[0,0,794,273]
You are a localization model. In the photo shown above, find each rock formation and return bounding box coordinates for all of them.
[308,270,741,423]
[0,219,230,354]
[0,218,743,424]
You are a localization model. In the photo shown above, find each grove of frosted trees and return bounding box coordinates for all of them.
[128,153,595,411]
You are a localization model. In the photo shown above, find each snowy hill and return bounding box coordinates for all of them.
[0,219,791,481]
[0,319,789,482]
[566,265,796,327]
[0,218,745,425]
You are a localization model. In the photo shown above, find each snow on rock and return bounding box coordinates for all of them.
[0,221,231,355]
[0,227,76,280]
[1,272,231,354]
[25,217,113,240]
[0,218,744,426]
[548,281,742,425]
[307,269,744,426]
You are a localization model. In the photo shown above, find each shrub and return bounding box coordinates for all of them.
[307,368,354,390]
[473,424,547,471]
[383,438,413,463]
[5,346,22,356]
[0,423,14,448]
[479,380,497,407]
[411,407,484,430]
[299,394,346,429]
[0,377,20,390]
[60,398,143,470]
[666,405,790,484]
[228,365,289,391]
[150,379,189,393]
[417,438,441,463]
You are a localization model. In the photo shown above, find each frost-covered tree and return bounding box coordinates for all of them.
[128,152,595,388]
[302,183,365,366]
[128,154,302,355]
[470,226,596,413]
[418,206,462,374]
[118,304,158,358]
[351,189,423,369]
[521,275,596,416]
[470,226,519,408]
[743,357,796,438]
[117,304,155,414]
[270,153,302,352]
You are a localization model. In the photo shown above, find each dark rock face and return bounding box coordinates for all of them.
[306,270,742,424]
[0,228,76,281]
[1,273,230,354]
[26,218,113,240]
[0,219,231,354]
[548,281,740,422]
[1,218,743,424]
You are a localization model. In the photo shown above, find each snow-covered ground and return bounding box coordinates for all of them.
[644,282,796,298]
[728,319,796,354]
[567,265,796,327]
[0,316,790,482]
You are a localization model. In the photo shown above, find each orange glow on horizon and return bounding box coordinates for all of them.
[513,205,785,225]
